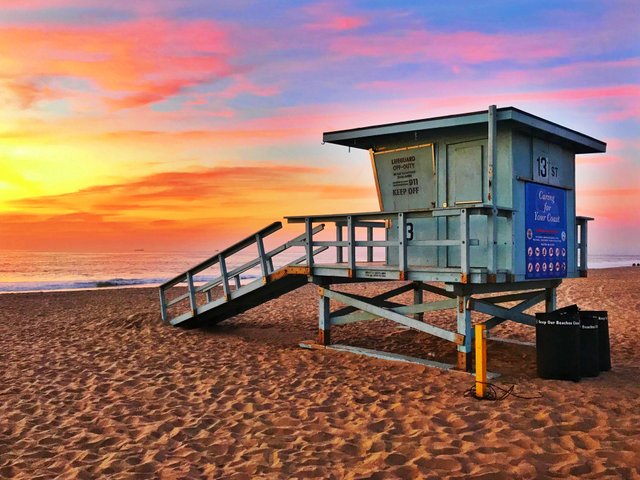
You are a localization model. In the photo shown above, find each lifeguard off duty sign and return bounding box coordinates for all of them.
[371,145,435,212]
[525,182,567,279]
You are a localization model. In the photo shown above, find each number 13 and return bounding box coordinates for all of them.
[536,156,548,178]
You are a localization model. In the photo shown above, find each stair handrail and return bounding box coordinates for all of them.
[160,221,283,291]
[194,224,325,296]
[159,222,326,323]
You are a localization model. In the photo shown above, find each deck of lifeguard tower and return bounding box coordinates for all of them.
[159,106,605,372]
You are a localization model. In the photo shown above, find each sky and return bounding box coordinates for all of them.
[0,0,638,254]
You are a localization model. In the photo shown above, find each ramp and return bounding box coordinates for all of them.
[159,222,326,327]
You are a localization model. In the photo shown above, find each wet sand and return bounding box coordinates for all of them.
[1,268,639,479]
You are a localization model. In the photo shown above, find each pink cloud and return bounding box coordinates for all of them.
[0,19,236,110]
[301,2,368,31]
[2,0,87,8]
[329,29,567,65]
[577,187,640,225]
[576,154,623,165]
[104,80,191,110]
[306,15,367,31]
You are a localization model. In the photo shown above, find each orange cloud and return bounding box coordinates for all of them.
[2,163,377,251]
[1,79,61,108]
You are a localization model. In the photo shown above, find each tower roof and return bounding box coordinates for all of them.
[323,106,606,154]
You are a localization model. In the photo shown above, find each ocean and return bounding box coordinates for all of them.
[0,250,637,293]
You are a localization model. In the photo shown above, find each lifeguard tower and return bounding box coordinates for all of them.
[159,106,606,372]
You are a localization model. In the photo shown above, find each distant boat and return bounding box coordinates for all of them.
[134,249,145,252]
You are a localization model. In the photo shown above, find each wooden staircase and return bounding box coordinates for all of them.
[159,222,326,327]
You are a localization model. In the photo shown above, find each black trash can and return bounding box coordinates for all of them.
[581,311,611,371]
[579,311,600,377]
[536,305,581,381]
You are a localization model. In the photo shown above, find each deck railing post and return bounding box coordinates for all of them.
[398,212,407,274]
[256,233,269,277]
[186,272,197,315]
[487,207,497,276]
[460,209,470,278]
[336,224,344,263]
[347,216,356,275]
[366,226,374,262]
[305,217,314,268]
[385,219,390,264]
[576,222,580,269]
[219,255,230,299]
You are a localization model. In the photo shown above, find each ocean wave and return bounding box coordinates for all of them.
[0,272,263,293]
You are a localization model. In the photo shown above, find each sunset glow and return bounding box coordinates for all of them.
[1,1,638,254]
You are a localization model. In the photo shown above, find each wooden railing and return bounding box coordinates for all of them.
[576,216,593,276]
[159,221,326,323]
[287,206,514,278]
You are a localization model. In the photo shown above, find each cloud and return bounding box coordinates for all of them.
[0,18,236,110]
[2,162,376,250]
[12,164,323,210]
[1,79,60,108]
[328,28,567,65]
[577,187,640,224]
[300,2,368,31]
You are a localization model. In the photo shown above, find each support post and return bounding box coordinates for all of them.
[456,294,472,372]
[486,105,496,204]
[487,208,497,277]
[475,323,487,398]
[398,212,407,275]
[413,283,423,321]
[545,286,556,312]
[318,290,331,345]
[305,217,314,269]
[336,224,343,263]
[580,220,588,276]
[460,209,470,280]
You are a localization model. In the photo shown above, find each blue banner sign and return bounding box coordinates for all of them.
[525,182,567,279]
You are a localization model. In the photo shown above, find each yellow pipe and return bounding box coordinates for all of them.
[475,323,487,398]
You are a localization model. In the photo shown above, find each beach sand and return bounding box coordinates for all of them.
[1,267,639,479]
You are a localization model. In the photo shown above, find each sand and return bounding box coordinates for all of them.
[1,267,639,479]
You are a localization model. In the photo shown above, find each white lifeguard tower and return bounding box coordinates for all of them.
[159,105,605,372]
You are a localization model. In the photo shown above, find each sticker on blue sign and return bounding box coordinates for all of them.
[525,182,567,279]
